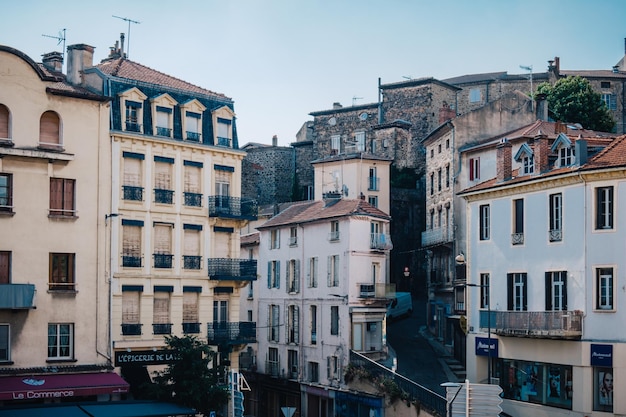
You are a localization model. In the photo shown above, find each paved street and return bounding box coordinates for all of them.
[387,295,448,396]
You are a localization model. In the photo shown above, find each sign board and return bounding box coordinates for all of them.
[115,349,180,366]
[446,381,503,417]
[281,407,296,417]
[591,344,613,367]
[475,337,498,357]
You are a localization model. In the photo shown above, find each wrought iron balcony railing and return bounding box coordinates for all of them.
[122,323,142,335]
[549,229,562,242]
[207,258,257,281]
[182,322,201,334]
[125,121,141,132]
[184,192,203,207]
[208,196,258,220]
[479,310,583,339]
[511,232,524,245]
[122,255,142,268]
[186,131,201,142]
[153,253,173,269]
[123,186,144,201]
[154,189,174,204]
[265,359,280,377]
[370,233,392,250]
[358,283,396,299]
[217,136,232,147]
[153,323,172,335]
[183,255,202,270]
[156,126,172,137]
[207,321,256,345]
[421,226,453,247]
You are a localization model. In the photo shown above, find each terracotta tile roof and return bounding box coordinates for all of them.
[257,198,390,229]
[45,81,108,101]
[560,70,626,79]
[241,232,260,247]
[583,134,626,169]
[95,58,230,100]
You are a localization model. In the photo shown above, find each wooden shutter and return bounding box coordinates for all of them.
[183,292,199,322]
[184,166,200,193]
[0,105,9,139]
[124,158,142,186]
[295,259,301,293]
[153,292,170,324]
[63,180,74,213]
[184,229,200,256]
[123,226,141,256]
[294,305,300,343]
[522,275,528,311]
[0,252,9,284]
[545,272,552,311]
[327,256,332,286]
[507,273,513,311]
[122,291,140,323]
[267,261,272,288]
[40,111,60,144]
[276,260,281,289]
[154,224,172,254]
[50,178,63,212]
[154,162,171,189]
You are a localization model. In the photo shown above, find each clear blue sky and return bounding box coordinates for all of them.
[2,0,625,146]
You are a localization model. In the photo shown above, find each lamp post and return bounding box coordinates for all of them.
[466,281,491,384]
[441,381,463,417]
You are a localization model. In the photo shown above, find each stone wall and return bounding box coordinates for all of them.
[241,146,295,206]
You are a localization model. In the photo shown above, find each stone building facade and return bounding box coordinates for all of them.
[241,141,295,206]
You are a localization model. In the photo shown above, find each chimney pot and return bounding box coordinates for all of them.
[496,138,512,182]
[66,44,95,85]
[333,102,342,109]
[272,135,278,147]
[41,51,63,72]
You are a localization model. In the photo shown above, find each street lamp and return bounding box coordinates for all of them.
[441,381,463,417]
[466,281,491,384]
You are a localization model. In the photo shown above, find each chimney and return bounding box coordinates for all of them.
[496,138,512,182]
[120,33,125,58]
[272,135,278,147]
[535,93,548,121]
[41,51,63,72]
[438,103,456,124]
[575,136,588,165]
[554,121,567,134]
[66,44,95,85]
[533,131,549,174]
[333,102,343,109]
[554,57,560,74]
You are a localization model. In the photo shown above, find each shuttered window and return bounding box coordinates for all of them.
[124,158,142,186]
[123,225,142,257]
[183,292,199,323]
[0,251,10,284]
[39,111,60,145]
[184,228,200,256]
[153,292,170,324]
[122,291,140,324]
[50,178,75,216]
[154,223,172,254]
[154,162,172,190]
[0,104,9,139]
[184,165,201,193]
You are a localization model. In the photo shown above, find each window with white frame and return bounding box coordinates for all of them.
[327,255,339,287]
[123,153,144,201]
[596,267,614,310]
[213,299,228,323]
[549,193,563,242]
[469,157,480,181]
[268,304,280,342]
[331,135,340,153]
[287,259,300,293]
[270,229,280,249]
[153,290,172,334]
[0,324,9,361]
[182,289,200,333]
[507,273,527,311]
[185,112,202,141]
[330,306,339,335]
[522,154,534,174]
[154,158,174,204]
[268,260,280,289]
[595,186,613,230]
[480,273,490,309]
[287,305,300,344]
[310,305,317,344]
[122,288,141,335]
[601,93,617,110]
[545,271,567,311]
[479,204,490,240]
[469,88,481,103]
[153,223,173,269]
[308,257,318,288]
[155,106,173,137]
[217,118,232,147]
[355,131,365,151]
[327,355,340,380]
[290,226,298,246]
[558,146,575,167]
[48,323,73,359]
[183,162,202,207]
[329,221,340,241]
[183,225,202,270]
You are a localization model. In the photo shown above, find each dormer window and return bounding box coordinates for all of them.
[514,143,534,176]
[551,133,575,167]
[151,93,177,138]
[213,106,235,148]
[523,155,534,174]
[181,99,206,143]
[558,146,575,167]
[119,87,147,133]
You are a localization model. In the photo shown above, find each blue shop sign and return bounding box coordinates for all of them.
[591,344,612,367]
[475,337,498,357]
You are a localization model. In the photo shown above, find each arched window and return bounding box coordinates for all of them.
[0,104,9,140]
[39,111,61,148]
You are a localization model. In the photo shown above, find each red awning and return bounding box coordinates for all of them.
[0,372,129,401]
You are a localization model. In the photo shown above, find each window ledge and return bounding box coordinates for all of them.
[47,289,78,295]
[46,359,77,363]
[0,361,14,365]
[593,309,615,313]
[48,214,79,221]
[0,211,16,217]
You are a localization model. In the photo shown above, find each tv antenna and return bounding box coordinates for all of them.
[113,15,140,58]
[352,96,363,106]
[519,64,533,110]
[42,28,66,61]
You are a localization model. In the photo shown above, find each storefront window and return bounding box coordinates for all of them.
[594,367,613,412]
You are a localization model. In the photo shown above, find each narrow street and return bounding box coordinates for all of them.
[387,295,448,396]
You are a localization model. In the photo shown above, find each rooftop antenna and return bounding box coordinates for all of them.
[352,96,363,106]
[112,15,140,58]
[402,75,412,80]
[520,64,534,111]
[42,28,66,61]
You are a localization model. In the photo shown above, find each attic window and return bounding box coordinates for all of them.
[558,146,575,167]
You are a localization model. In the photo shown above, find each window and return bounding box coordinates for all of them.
[507,273,527,311]
[49,253,75,291]
[185,111,202,141]
[446,164,450,188]
[355,131,365,151]
[522,155,534,174]
[601,81,611,89]
[430,173,434,195]
[183,163,202,207]
[267,347,279,376]
[155,106,173,137]
[183,226,202,270]
[122,221,143,268]
[596,267,613,310]
[430,149,434,158]
[545,271,567,311]
[49,178,76,216]
[438,144,442,153]
[214,169,231,212]
[446,138,450,149]
[217,117,232,147]
[469,157,480,181]
[0,173,12,212]
[287,305,300,344]
[310,305,317,344]
[327,255,339,287]
[247,309,253,322]
[247,282,254,299]
[308,257,318,288]
[327,355,340,380]
[549,193,562,242]
[287,259,300,293]
[479,204,490,240]
[124,97,143,132]
[153,290,172,334]
[601,93,617,111]
[594,367,614,412]
[268,304,280,342]
[480,273,490,309]
[182,290,200,334]
[308,362,319,383]
[368,195,378,207]
[0,104,10,140]
[289,227,298,246]
[330,306,339,335]
[438,168,442,191]
[123,153,144,201]
[430,210,434,230]
[558,146,575,167]
[270,229,280,249]
[267,260,280,289]
[154,158,174,204]
[469,88,481,103]
[595,187,613,230]
[512,199,524,245]
[288,349,299,378]
[331,135,340,153]
[39,111,61,149]
[213,299,228,323]
[368,167,378,191]
[0,251,10,283]
[153,223,173,268]
[0,324,9,361]
[47,323,73,359]
[122,288,142,335]
[329,221,340,241]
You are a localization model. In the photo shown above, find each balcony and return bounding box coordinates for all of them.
[266,359,280,377]
[153,323,173,335]
[358,283,396,299]
[328,231,340,241]
[125,121,141,132]
[182,322,201,334]
[480,310,583,339]
[0,284,35,309]
[370,233,392,250]
[156,126,172,137]
[549,229,562,242]
[207,258,257,281]
[183,255,202,270]
[511,232,524,245]
[207,321,256,345]
[153,253,173,269]
[421,226,453,247]
[184,192,203,207]
[368,176,380,191]
[217,136,232,147]
[186,131,201,142]
[122,255,142,268]
[154,189,174,204]
[123,186,144,201]
[121,323,142,336]
[208,196,258,220]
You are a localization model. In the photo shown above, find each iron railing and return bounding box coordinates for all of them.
[207,258,257,280]
[154,189,174,204]
[122,255,142,268]
[208,196,258,220]
[370,233,392,250]
[421,226,453,247]
[183,255,202,270]
[153,253,173,269]
[511,232,524,245]
[217,137,231,147]
[125,121,141,132]
[186,131,201,142]
[265,359,280,377]
[156,126,172,137]
[153,323,172,335]
[121,323,142,335]
[123,186,143,201]
[549,229,562,242]
[358,283,396,299]
[184,192,203,207]
[207,321,256,345]
[480,310,583,339]
[182,322,201,334]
